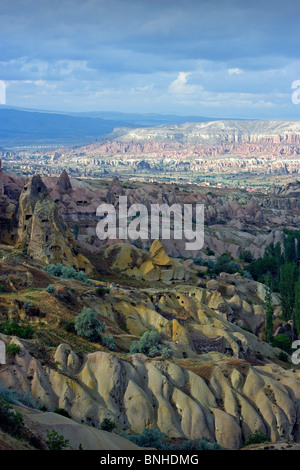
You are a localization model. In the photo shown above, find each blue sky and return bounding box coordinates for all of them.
[1,0,300,118]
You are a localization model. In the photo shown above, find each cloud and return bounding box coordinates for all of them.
[168,72,197,95]
[228,68,243,75]
[0,0,299,118]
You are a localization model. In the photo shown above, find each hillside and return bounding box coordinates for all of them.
[0,166,300,451]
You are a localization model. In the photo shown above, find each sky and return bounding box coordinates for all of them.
[0,0,300,119]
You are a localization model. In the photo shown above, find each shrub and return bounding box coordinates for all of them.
[100,418,116,432]
[46,429,70,450]
[23,301,31,313]
[96,286,110,297]
[278,351,289,362]
[54,408,71,419]
[0,397,24,438]
[75,307,106,343]
[63,321,76,334]
[243,430,269,447]
[121,427,173,450]
[0,321,34,339]
[271,334,293,354]
[240,250,254,263]
[212,254,239,275]
[0,387,34,408]
[179,438,221,450]
[44,264,92,285]
[102,334,117,351]
[6,343,21,356]
[130,330,173,358]
[46,284,56,294]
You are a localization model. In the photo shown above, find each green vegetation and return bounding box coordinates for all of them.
[95,286,110,296]
[121,427,173,450]
[0,321,34,339]
[264,273,274,343]
[179,438,221,450]
[6,343,21,356]
[101,334,117,351]
[74,307,116,351]
[54,408,71,419]
[72,224,79,241]
[121,427,220,450]
[240,250,254,263]
[130,330,173,358]
[44,263,92,285]
[46,284,56,294]
[100,418,116,432]
[0,284,6,293]
[46,429,70,450]
[271,334,293,354]
[205,254,239,276]
[63,321,76,333]
[246,231,300,342]
[243,430,269,447]
[75,307,106,343]
[0,397,24,438]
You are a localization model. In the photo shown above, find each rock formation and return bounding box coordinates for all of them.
[102,239,188,283]
[0,336,299,450]
[56,169,72,193]
[15,175,94,275]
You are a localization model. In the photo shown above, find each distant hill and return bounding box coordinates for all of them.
[0,108,138,147]
[109,120,300,145]
[0,106,238,148]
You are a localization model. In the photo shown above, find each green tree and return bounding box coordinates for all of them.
[264,273,274,343]
[279,263,298,321]
[294,277,300,338]
[284,233,297,263]
[46,429,70,450]
[75,307,106,343]
[73,224,79,241]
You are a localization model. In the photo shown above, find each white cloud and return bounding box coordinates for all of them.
[168,72,197,95]
[228,68,243,75]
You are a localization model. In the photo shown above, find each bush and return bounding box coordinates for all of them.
[212,254,239,275]
[130,330,173,358]
[121,427,173,450]
[0,387,34,408]
[102,334,117,351]
[240,250,254,263]
[46,284,56,294]
[278,351,289,362]
[75,307,106,343]
[100,418,116,432]
[0,321,34,339]
[179,438,221,450]
[46,429,70,450]
[54,408,71,419]
[0,397,24,437]
[6,343,21,356]
[23,302,31,313]
[63,321,76,334]
[44,264,92,285]
[243,430,269,447]
[271,334,293,354]
[96,286,110,297]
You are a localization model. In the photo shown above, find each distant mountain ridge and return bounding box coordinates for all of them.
[109,120,300,145]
